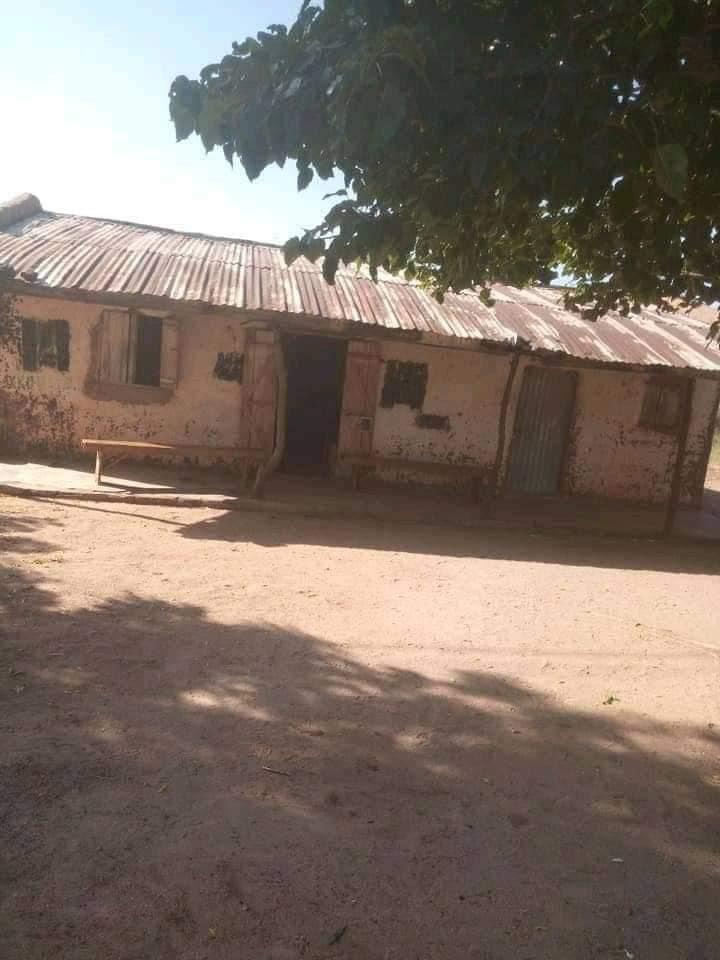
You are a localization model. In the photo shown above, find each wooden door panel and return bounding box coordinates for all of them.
[338,340,381,457]
[241,330,277,451]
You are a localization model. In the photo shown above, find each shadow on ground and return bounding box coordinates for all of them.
[0,507,61,555]
[1,521,719,960]
[179,505,720,576]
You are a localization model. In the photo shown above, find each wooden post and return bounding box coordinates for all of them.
[664,378,695,537]
[253,337,287,499]
[94,450,103,485]
[490,350,521,501]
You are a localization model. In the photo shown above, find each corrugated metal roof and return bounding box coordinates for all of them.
[1,204,719,374]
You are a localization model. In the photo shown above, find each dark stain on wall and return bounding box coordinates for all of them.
[415,412,450,431]
[380,360,428,410]
[0,389,77,454]
[214,351,244,383]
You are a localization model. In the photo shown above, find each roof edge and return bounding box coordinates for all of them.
[10,279,720,379]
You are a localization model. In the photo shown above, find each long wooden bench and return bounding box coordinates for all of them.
[340,453,487,503]
[80,439,267,487]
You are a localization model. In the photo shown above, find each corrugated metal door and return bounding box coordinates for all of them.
[240,329,277,451]
[507,367,576,494]
[338,340,381,456]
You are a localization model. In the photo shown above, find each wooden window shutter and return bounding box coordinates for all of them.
[338,340,381,457]
[98,309,131,383]
[159,317,180,388]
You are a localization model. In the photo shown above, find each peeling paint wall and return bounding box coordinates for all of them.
[2,294,717,503]
[372,341,512,486]
[500,361,718,505]
[0,295,248,458]
[681,377,720,505]
[563,366,678,503]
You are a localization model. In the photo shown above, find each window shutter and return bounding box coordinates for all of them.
[99,309,130,383]
[159,317,179,388]
[338,340,381,456]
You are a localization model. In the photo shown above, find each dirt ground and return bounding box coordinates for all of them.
[2,495,720,960]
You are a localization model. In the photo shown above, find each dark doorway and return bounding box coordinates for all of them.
[507,367,576,495]
[283,335,347,474]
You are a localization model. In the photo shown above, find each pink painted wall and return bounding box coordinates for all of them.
[565,367,678,502]
[2,294,717,504]
[372,341,511,478]
[497,359,719,504]
[0,295,248,456]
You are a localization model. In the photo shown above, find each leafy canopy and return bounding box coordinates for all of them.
[170,0,720,333]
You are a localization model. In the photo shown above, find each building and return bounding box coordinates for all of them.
[1,193,719,509]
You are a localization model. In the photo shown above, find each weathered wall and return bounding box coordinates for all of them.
[680,377,720,505]
[0,295,248,457]
[497,359,718,504]
[371,340,512,486]
[2,294,717,503]
[564,366,678,503]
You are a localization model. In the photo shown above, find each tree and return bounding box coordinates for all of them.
[169,0,720,336]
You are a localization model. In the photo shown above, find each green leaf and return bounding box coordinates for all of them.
[371,85,407,150]
[470,153,488,190]
[654,144,688,201]
[297,163,314,191]
[303,237,326,262]
[322,252,339,284]
[283,236,303,266]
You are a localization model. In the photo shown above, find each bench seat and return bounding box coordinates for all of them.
[80,439,267,486]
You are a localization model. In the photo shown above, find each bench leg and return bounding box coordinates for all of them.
[471,477,480,504]
[352,465,361,491]
[94,450,103,486]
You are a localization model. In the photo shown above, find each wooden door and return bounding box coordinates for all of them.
[338,340,381,457]
[240,329,277,451]
[507,366,576,494]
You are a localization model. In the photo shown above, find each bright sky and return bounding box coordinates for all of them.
[1,1,340,244]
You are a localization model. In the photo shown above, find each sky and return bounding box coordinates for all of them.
[1,1,341,244]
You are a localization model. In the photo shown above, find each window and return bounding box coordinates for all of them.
[639,377,684,432]
[21,318,70,372]
[97,309,178,390]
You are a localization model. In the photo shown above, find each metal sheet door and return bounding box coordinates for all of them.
[507,366,576,495]
[338,340,381,456]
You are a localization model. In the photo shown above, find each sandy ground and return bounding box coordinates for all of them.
[2,495,720,960]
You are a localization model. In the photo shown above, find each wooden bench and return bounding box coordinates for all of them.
[340,454,487,503]
[80,439,267,487]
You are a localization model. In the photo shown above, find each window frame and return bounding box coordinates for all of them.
[20,317,70,373]
[94,307,179,401]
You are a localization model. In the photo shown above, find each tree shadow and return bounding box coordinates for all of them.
[2,558,719,959]
[178,507,720,576]
[0,501,61,556]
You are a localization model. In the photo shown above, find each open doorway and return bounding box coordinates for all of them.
[283,334,347,475]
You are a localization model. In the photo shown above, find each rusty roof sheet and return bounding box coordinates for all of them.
[1,206,719,374]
